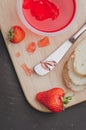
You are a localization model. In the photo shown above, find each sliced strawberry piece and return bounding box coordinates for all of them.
[37,37,50,48]
[15,52,21,57]
[26,42,36,53]
[21,63,33,76]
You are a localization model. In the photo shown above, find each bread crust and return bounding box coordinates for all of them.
[73,38,86,76]
[63,62,86,92]
[67,55,86,85]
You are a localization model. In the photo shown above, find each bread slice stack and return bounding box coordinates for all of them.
[63,38,86,91]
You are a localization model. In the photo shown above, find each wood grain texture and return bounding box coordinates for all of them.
[0,0,86,112]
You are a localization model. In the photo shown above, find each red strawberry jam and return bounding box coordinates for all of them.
[23,0,59,21]
[22,0,76,32]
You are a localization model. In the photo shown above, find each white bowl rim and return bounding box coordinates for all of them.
[17,0,79,36]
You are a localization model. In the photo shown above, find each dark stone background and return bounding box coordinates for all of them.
[0,32,86,130]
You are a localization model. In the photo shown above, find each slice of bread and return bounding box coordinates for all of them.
[63,63,86,91]
[67,55,86,85]
[74,38,86,76]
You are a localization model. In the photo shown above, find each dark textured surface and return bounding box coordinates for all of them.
[0,31,86,130]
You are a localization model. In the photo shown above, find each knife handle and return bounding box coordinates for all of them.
[69,23,86,43]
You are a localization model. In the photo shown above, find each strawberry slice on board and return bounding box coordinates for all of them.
[26,42,36,53]
[21,63,33,76]
[37,37,50,48]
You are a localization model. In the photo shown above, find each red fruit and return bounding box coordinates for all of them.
[37,37,50,48]
[26,42,36,53]
[7,26,25,44]
[36,88,73,113]
[21,63,33,76]
[15,52,21,57]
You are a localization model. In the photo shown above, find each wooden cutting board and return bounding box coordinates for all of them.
[0,0,86,112]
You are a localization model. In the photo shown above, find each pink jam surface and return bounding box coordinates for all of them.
[22,0,76,32]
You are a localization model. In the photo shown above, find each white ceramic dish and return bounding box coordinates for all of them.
[17,0,79,36]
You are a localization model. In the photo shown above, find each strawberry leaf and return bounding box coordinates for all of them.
[7,28,14,41]
[62,94,74,107]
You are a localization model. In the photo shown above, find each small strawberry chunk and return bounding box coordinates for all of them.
[26,42,36,53]
[37,37,50,48]
[21,63,33,76]
[15,52,21,57]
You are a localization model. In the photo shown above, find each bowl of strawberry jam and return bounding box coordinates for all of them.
[17,0,78,36]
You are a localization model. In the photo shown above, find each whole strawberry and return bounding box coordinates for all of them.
[7,26,25,44]
[36,88,73,113]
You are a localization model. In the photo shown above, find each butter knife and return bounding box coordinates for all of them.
[34,23,86,76]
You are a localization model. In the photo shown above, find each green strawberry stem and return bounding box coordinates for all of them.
[7,28,14,41]
[62,94,74,108]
